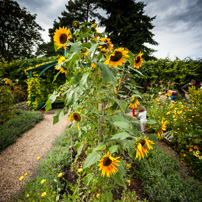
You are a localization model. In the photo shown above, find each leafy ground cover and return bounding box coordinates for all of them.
[0,110,44,151]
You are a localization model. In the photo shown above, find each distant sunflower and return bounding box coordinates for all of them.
[99,38,113,52]
[93,36,98,41]
[104,48,129,68]
[98,151,120,177]
[53,27,71,50]
[128,100,140,109]
[60,67,68,74]
[135,137,155,160]
[58,56,66,64]
[91,63,96,70]
[157,120,167,139]
[134,52,143,69]
[73,21,79,28]
[67,113,81,130]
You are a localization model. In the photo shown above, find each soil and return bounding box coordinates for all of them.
[0,110,68,202]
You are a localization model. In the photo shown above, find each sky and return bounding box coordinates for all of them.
[15,0,202,60]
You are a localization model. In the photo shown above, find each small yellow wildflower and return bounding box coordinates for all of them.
[114,89,118,94]
[41,192,46,197]
[19,176,24,181]
[24,172,28,176]
[127,180,131,186]
[27,194,29,197]
[78,168,83,173]
[40,179,46,184]
[127,164,131,169]
[58,173,63,178]
[37,157,40,160]
[96,194,100,198]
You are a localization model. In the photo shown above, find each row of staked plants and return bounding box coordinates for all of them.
[31,21,164,201]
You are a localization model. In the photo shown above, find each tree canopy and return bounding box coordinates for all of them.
[99,0,158,60]
[0,0,44,62]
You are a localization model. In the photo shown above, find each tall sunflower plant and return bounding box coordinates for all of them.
[45,21,155,189]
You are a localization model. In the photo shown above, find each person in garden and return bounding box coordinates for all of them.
[137,106,147,134]
[181,79,196,103]
[167,90,178,101]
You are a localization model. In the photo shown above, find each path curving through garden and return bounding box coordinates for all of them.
[0,110,69,202]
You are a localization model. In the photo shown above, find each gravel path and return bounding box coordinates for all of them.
[0,111,68,202]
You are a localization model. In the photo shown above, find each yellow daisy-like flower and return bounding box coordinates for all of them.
[134,52,143,69]
[128,100,140,109]
[114,89,118,94]
[92,23,97,27]
[58,56,66,64]
[24,172,28,176]
[98,151,120,177]
[58,173,63,177]
[127,180,131,186]
[53,26,71,50]
[104,48,129,68]
[67,113,81,130]
[41,192,46,197]
[78,168,83,173]
[157,120,168,139]
[91,63,96,70]
[99,38,113,52]
[93,36,98,41]
[37,156,40,160]
[40,179,46,184]
[27,194,29,197]
[135,137,155,160]
[19,176,24,181]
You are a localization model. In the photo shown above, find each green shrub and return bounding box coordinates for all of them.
[0,110,44,151]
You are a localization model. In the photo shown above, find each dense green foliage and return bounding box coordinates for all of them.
[0,110,44,151]
[100,0,158,60]
[134,135,202,202]
[0,0,44,62]
[0,79,14,124]
[135,57,202,92]
[1,56,60,87]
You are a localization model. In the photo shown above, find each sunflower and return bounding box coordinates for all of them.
[67,113,81,130]
[91,63,96,70]
[104,48,129,68]
[134,52,143,69]
[135,137,155,160]
[99,38,113,52]
[98,151,120,177]
[93,36,98,41]
[157,120,168,139]
[60,67,68,74]
[53,27,71,50]
[128,100,140,109]
[58,56,66,64]
[73,21,79,28]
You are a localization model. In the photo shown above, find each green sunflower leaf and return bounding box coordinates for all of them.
[83,151,101,169]
[71,42,81,54]
[80,72,90,87]
[113,122,129,130]
[109,145,119,154]
[111,132,131,140]
[94,142,106,151]
[119,100,128,112]
[100,192,113,202]
[127,50,134,67]
[147,119,157,125]
[112,172,126,187]
[53,109,64,125]
[98,63,116,87]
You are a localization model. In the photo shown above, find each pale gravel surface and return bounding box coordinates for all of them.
[0,111,68,202]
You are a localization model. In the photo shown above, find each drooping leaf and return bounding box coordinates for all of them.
[119,100,128,112]
[53,109,64,125]
[93,142,106,151]
[113,122,129,130]
[112,172,126,187]
[83,152,101,169]
[100,192,113,202]
[147,119,158,125]
[109,145,119,154]
[111,132,131,140]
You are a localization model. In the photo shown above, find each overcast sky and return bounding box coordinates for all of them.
[15,0,202,60]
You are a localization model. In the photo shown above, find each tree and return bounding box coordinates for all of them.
[99,0,158,60]
[37,0,101,57]
[0,0,44,62]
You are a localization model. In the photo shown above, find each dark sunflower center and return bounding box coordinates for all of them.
[135,56,140,64]
[73,113,81,121]
[139,140,146,146]
[110,51,122,62]
[60,34,68,44]
[101,40,109,49]
[103,157,112,166]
